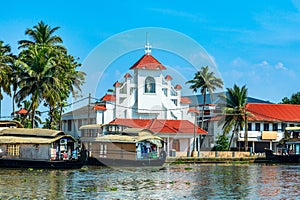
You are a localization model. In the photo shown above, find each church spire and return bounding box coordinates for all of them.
[144,33,152,55]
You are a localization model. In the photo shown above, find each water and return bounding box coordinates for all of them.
[0,164,299,199]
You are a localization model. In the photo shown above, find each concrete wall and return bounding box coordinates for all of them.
[171,151,251,158]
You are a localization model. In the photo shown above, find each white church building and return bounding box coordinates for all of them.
[62,43,207,156]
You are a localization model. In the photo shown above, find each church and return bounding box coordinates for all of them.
[62,42,207,157]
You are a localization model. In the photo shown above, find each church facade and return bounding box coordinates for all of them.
[62,43,207,157]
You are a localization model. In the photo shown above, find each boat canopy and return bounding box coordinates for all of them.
[0,128,66,138]
[0,135,76,144]
[79,124,103,130]
[122,128,154,136]
[285,127,300,131]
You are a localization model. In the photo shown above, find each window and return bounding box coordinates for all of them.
[264,123,269,131]
[67,120,72,131]
[100,144,107,158]
[7,144,20,156]
[248,123,252,131]
[255,123,260,131]
[273,123,278,131]
[145,77,155,93]
[281,123,287,131]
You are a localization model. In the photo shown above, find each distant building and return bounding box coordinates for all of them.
[209,103,300,153]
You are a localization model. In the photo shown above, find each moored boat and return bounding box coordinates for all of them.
[80,125,166,167]
[0,128,87,169]
[265,127,300,163]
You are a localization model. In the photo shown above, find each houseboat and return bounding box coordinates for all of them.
[265,127,300,163]
[80,124,166,167]
[0,128,87,169]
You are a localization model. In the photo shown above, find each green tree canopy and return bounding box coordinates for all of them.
[280,92,300,104]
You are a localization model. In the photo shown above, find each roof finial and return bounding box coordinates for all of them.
[145,32,152,55]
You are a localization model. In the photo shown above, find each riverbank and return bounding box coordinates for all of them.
[166,156,270,164]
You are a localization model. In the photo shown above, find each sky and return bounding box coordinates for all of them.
[1,0,300,117]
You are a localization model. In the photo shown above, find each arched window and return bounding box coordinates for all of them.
[145,77,156,93]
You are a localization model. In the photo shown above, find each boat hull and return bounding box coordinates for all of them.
[0,150,87,169]
[265,148,300,163]
[86,157,165,167]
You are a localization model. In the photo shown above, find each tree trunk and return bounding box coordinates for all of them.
[244,113,248,150]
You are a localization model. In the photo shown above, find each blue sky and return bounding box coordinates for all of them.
[1,0,300,117]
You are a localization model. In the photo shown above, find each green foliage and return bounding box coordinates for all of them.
[218,84,248,148]
[281,92,300,104]
[212,134,229,151]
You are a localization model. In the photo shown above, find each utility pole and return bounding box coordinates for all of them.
[87,93,91,124]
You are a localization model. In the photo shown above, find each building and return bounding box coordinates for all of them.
[209,103,300,153]
[62,43,206,156]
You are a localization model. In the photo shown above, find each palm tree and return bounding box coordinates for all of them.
[16,44,62,127]
[186,66,223,154]
[186,66,224,129]
[16,21,85,129]
[0,41,15,118]
[218,84,250,149]
[18,21,65,51]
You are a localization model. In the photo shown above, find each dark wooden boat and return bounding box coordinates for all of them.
[0,128,87,169]
[81,125,166,167]
[265,127,300,163]
[264,148,300,163]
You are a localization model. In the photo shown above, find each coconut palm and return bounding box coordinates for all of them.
[0,41,14,100]
[186,66,223,129]
[17,21,85,128]
[18,21,65,51]
[0,41,15,118]
[218,84,250,149]
[16,44,62,127]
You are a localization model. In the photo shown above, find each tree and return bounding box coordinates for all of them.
[18,21,65,51]
[16,44,62,127]
[218,84,250,149]
[186,66,223,154]
[0,40,16,118]
[16,21,85,128]
[280,92,300,104]
[212,134,229,151]
[0,41,14,100]
[186,66,224,129]
[14,100,42,128]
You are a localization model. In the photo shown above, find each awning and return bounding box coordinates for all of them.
[262,131,277,140]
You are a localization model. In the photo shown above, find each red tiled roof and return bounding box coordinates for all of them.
[100,94,116,102]
[174,84,182,90]
[113,81,122,87]
[180,97,192,104]
[109,118,207,134]
[93,105,107,111]
[15,108,28,114]
[129,54,167,70]
[165,75,172,81]
[124,73,132,78]
[246,103,300,122]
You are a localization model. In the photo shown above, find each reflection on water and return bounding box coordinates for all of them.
[0,164,299,199]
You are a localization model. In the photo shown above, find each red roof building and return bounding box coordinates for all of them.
[110,118,207,135]
[246,103,300,122]
[100,94,116,102]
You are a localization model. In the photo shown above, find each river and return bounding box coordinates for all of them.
[0,163,299,199]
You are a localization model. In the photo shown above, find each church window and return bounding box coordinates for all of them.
[145,77,156,93]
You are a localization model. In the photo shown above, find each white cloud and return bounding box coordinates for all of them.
[275,62,287,70]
